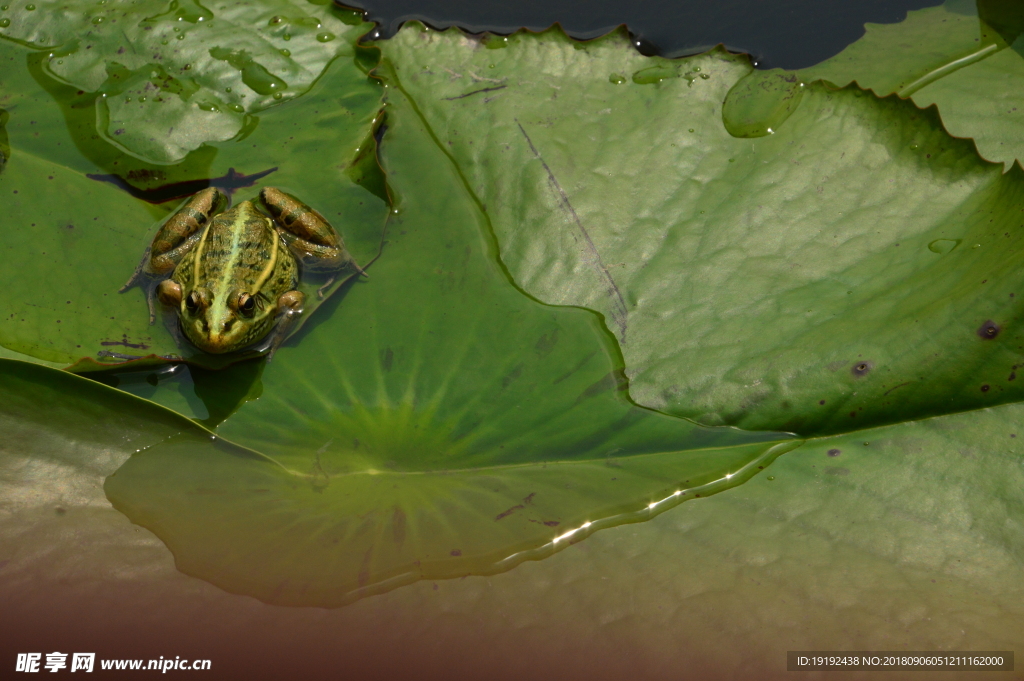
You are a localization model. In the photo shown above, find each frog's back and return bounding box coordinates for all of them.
[175,201,298,297]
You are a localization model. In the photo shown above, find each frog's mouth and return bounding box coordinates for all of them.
[180,314,272,355]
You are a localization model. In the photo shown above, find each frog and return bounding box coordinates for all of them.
[121,186,365,355]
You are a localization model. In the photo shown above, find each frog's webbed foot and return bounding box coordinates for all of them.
[315,259,368,298]
[119,249,163,324]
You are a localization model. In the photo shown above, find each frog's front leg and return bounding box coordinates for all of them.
[259,187,366,295]
[258,290,306,360]
[120,187,228,322]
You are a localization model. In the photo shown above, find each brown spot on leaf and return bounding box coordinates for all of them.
[978,320,1001,339]
[851,361,872,377]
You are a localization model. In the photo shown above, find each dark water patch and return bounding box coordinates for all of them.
[347,0,944,69]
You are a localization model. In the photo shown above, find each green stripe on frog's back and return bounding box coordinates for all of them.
[194,202,278,300]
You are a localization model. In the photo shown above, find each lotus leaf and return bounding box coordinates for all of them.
[0,0,372,163]
[379,25,1024,436]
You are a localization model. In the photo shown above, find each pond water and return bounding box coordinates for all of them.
[346,0,945,68]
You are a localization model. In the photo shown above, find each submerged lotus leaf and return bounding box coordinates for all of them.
[102,82,795,607]
[0,0,370,163]
[379,25,1024,437]
[0,38,387,370]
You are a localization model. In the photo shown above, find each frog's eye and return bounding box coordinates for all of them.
[238,293,256,316]
[185,291,200,313]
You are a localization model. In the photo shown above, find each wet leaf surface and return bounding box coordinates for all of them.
[0,0,371,163]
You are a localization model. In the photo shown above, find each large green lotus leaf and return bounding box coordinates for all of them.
[7,362,1024,659]
[0,0,371,163]
[795,0,1024,171]
[0,37,386,370]
[380,26,1024,437]
[102,82,795,607]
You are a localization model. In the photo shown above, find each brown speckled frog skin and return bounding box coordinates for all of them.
[122,186,363,354]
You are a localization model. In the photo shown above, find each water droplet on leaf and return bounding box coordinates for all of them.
[928,238,960,254]
[316,31,334,42]
[632,64,676,84]
[722,68,804,138]
[609,73,625,84]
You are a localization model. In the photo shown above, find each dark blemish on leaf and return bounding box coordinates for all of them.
[501,363,524,388]
[450,549,462,557]
[883,381,911,396]
[978,320,1000,339]
[55,507,66,516]
[516,118,628,342]
[819,400,825,405]
[65,224,74,230]
[543,520,560,527]
[553,351,597,385]
[523,492,535,505]
[851,361,872,377]
[1010,372,1016,381]
[442,84,507,100]
[827,449,841,457]
[534,329,559,358]
[849,411,857,418]
[381,346,393,372]
[392,507,406,546]
[575,371,626,404]
[87,166,278,204]
[981,384,990,392]
[495,504,524,521]
[100,334,150,349]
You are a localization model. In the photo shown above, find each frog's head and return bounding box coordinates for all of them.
[178,286,274,354]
